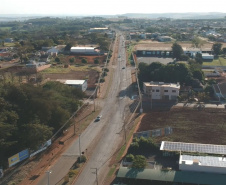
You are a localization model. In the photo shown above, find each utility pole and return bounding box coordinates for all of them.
[46,170,52,185]
[79,134,81,162]
[91,168,98,185]
[123,123,127,144]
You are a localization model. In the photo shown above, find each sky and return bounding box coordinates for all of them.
[0,0,226,15]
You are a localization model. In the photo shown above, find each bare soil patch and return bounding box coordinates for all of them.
[43,69,99,88]
[67,55,107,64]
[138,107,226,145]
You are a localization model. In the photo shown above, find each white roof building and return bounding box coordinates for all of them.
[180,155,226,174]
[57,79,87,92]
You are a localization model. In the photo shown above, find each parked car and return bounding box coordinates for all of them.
[95,115,102,122]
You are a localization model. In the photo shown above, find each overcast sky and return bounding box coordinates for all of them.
[1,0,226,15]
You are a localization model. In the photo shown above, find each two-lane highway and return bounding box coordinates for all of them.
[36,33,133,185]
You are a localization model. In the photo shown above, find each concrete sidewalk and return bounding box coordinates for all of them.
[175,102,225,109]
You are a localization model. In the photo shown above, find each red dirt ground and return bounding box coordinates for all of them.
[138,107,226,145]
[67,55,107,64]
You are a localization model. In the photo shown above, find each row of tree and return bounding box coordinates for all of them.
[0,81,84,168]
[138,61,204,88]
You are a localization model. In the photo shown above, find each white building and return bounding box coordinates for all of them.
[65,80,87,92]
[202,53,214,60]
[57,79,87,92]
[70,47,95,54]
[143,81,180,100]
[179,155,226,174]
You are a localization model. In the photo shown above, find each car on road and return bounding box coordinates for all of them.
[122,67,125,69]
[95,115,102,122]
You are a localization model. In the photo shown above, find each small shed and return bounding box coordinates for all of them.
[64,80,87,92]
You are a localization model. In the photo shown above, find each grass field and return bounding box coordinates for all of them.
[40,65,100,74]
[0,27,11,31]
[4,42,16,47]
[138,107,226,145]
[203,57,226,66]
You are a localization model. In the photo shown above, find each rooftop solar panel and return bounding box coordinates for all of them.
[160,141,226,155]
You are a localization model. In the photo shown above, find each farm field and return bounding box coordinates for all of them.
[138,107,226,145]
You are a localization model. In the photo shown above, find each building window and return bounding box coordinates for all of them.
[164,90,168,92]
[172,90,176,93]
[152,90,155,92]
[156,89,159,92]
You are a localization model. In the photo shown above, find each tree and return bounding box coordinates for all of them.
[195,53,203,64]
[192,69,204,82]
[132,155,147,169]
[191,36,204,48]
[65,43,73,51]
[222,48,226,56]
[212,42,222,56]
[172,43,183,60]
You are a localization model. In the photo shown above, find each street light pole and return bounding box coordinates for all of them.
[46,170,52,185]
[91,168,98,185]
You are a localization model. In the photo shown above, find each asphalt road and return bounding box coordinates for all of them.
[36,33,134,185]
[74,33,132,185]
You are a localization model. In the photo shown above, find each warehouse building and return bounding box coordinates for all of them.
[70,47,97,54]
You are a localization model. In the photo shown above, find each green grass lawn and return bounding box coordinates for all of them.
[203,57,226,66]
[0,27,11,31]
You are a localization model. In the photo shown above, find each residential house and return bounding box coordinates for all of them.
[46,47,59,56]
[157,36,172,42]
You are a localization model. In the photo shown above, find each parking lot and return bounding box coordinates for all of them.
[137,57,173,65]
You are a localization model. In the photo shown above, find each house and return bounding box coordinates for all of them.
[46,47,59,56]
[143,81,180,100]
[157,36,172,42]
[4,38,13,43]
[212,83,226,100]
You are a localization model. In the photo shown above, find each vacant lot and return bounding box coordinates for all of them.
[138,107,226,145]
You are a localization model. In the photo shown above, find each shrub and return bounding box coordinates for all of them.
[55,57,60,63]
[94,59,99,64]
[77,155,87,163]
[68,169,78,177]
[103,68,109,72]
[69,57,75,63]
[82,58,87,64]
[100,78,105,83]
[125,154,134,162]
